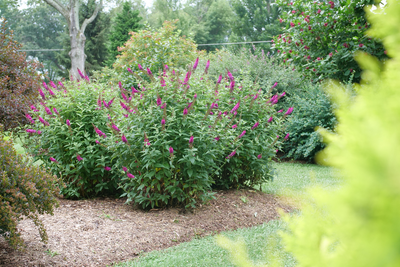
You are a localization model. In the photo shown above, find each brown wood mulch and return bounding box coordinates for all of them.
[0,189,291,267]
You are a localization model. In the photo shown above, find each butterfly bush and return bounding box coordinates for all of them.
[22,78,120,199]
[106,59,292,208]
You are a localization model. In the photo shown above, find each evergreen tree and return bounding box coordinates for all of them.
[107,1,142,65]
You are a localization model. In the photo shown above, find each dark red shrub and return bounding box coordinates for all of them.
[0,19,42,130]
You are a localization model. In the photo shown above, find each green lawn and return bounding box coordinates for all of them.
[115,162,339,267]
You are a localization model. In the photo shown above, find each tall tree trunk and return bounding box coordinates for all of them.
[42,0,102,80]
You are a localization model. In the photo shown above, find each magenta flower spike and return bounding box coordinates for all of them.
[205,60,210,73]
[160,103,166,109]
[66,119,71,126]
[157,97,162,106]
[26,114,35,124]
[280,92,286,98]
[252,121,259,130]
[169,147,174,154]
[226,150,236,159]
[104,166,111,171]
[147,68,152,76]
[131,87,139,94]
[232,124,237,129]
[120,101,128,111]
[183,108,188,115]
[161,119,166,125]
[189,136,194,144]
[214,136,220,141]
[127,173,135,179]
[192,57,199,70]
[103,100,109,109]
[26,129,37,133]
[165,65,169,70]
[122,166,128,172]
[277,109,283,113]
[253,94,259,100]
[284,107,294,115]
[229,80,235,93]
[230,101,240,113]
[53,107,59,115]
[48,88,55,96]
[257,154,262,159]
[77,68,85,78]
[194,93,197,99]
[30,105,38,112]
[95,140,100,144]
[38,116,49,126]
[118,81,122,89]
[77,154,83,161]
[127,67,133,74]
[122,134,128,143]
[138,64,144,70]
[42,82,49,91]
[271,82,278,89]
[268,116,273,123]
[284,133,290,140]
[38,88,46,100]
[107,97,115,108]
[183,71,191,84]
[239,131,246,138]
[50,157,58,163]
[121,92,128,102]
[227,70,234,81]
[217,74,223,84]
[37,131,42,135]
[49,81,57,88]
[45,107,52,115]
[58,81,65,88]
[112,124,120,132]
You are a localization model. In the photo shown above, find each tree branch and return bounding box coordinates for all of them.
[42,0,69,20]
[81,0,103,34]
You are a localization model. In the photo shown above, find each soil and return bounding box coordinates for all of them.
[0,190,291,267]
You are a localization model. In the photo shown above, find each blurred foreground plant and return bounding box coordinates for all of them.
[217,1,400,266]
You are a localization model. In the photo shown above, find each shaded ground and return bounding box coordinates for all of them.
[0,190,291,267]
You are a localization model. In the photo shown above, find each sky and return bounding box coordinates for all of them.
[18,0,155,10]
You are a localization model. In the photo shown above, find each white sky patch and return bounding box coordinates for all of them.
[18,0,155,10]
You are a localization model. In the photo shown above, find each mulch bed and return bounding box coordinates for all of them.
[0,189,291,267]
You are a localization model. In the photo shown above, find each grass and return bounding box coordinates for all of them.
[264,161,340,196]
[114,220,294,267]
[115,162,339,267]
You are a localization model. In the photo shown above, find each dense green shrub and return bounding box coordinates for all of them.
[95,20,198,88]
[0,19,42,131]
[0,124,59,249]
[282,83,337,162]
[273,0,385,83]
[23,79,121,199]
[107,59,291,208]
[202,47,304,101]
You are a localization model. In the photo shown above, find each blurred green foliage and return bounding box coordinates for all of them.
[217,1,400,266]
[0,125,60,249]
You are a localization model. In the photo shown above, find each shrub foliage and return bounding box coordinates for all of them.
[0,19,42,130]
[273,0,385,83]
[283,83,336,162]
[23,79,121,199]
[106,59,291,208]
[0,125,59,249]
